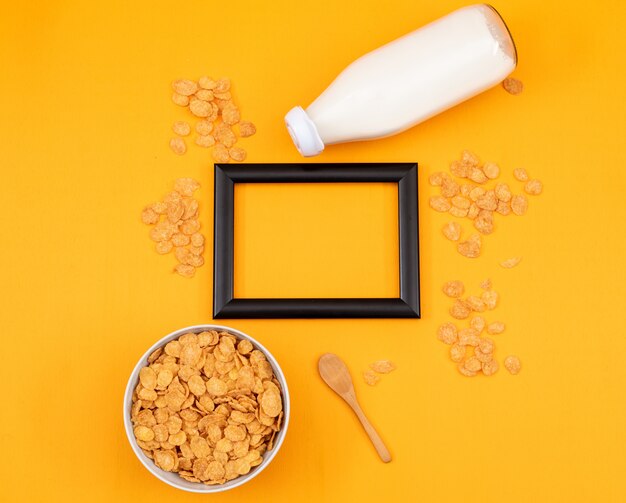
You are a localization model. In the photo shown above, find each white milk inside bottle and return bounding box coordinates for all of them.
[285,4,517,157]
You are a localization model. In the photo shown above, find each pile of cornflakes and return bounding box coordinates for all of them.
[437,280,521,376]
[141,178,205,278]
[131,330,284,485]
[169,77,256,163]
[362,360,396,386]
[429,151,543,258]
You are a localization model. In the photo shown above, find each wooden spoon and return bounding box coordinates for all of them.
[318,353,392,463]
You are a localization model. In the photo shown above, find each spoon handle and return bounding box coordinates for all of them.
[349,399,392,463]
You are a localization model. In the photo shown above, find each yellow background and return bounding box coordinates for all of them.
[1,0,625,502]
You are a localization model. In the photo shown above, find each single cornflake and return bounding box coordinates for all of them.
[502,77,524,95]
[511,194,529,215]
[450,299,471,320]
[458,328,480,346]
[215,78,231,93]
[496,201,511,215]
[429,196,451,212]
[155,241,173,254]
[467,204,480,219]
[437,323,458,344]
[466,296,486,312]
[174,178,199,196]
[363,370,380,386]
[494,183,512,202]
[429,172,445,186]
[474,210,494,235]
[239,121,256,138]
[370,360,396,374]
[482,162,500,179]
[469,187,485,202]
[464,357,482,372]
[462,150,480,166]
[171,233,190,247]
[215,124,237,148]
[482,290,499,309]
[222,103,241,126]
[195,89,214,101]
[198,76,217,89]
[513,168,529,181]
[191,233,204,247]
[451,196,471,209]
[175,263,195,278]
[500,257,522,268]
[450,206,469,218]
[141,207,159,225]
[442,221,461,241]
[457,234,481,258]
[441,177,460,198]
[468,166,488,184]
[442,280,465,298]
[482,359,499,376]
[480,278,492,290]
[229,147,247,162]
[475,191,498,211]
[169,137,186,155]
[470,316,486,334]
[172,79,198,96]
[478,337,494,354]
[524,179,543,195]
[487,322,505,335]
[172,121,191,136]
[449,344,466,362]
[172,93,190,107]
[212,144,230,163]
[195,120,213,136]
[189,98,211,117]
[195,134,216,148]
[475,348,493,363]
[450,160,469,178]
[457,362,477,377]
[504,355,522,374]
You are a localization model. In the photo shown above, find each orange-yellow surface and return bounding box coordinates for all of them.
[1,1,625,502]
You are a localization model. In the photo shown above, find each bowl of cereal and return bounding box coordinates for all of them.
[123,325,289,493]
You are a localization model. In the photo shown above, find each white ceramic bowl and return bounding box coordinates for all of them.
[123,324,290,493]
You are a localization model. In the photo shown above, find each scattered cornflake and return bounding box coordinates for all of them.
[370,360,396,374]
[430,196,452,212]
[480,278,492,290]
[442,280,465,298]
[195,135,216,148]
[482,162,500,179]
[470,316,486,334]
[172,121,191,136]
[457,362,477,377]
[140,178,205,278]
[172,79,198,96]
[487,322,505,335]
[437,323,458,344]
[363,370,380,386]
[450,344,466,362]
[169,137,186,155]
[212,144,230,163]
[502,77,524,95]
[511,194,529,215]
[524,179,543,195]
[481,290,499,310]
[457,234,481,258]
[450,299,471,320]
[195,120,213,136]
[172,93,190,107]
[229,147,247,162]
[481,359,499,376]
[131,329,284,486]
[504,355,522,375]
[239,121,256,138]
[429,172,444,186]
[500,257,522,269]
[442,221,461,241]
[513,168,529,182]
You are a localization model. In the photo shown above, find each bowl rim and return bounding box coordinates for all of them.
[123,324,290,493]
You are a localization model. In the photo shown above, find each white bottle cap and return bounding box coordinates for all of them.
[284,106,325,157]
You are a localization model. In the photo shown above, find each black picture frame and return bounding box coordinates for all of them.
[213,163,420,319]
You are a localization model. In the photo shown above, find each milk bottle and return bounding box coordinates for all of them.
[285,4,517,156]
